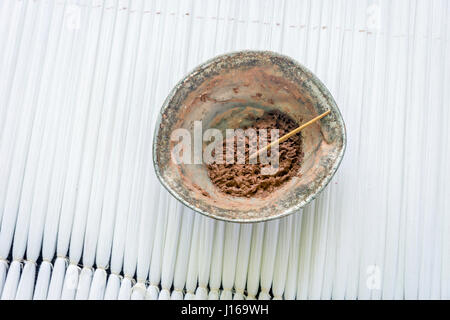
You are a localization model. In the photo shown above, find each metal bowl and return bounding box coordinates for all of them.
[153,51,346,223]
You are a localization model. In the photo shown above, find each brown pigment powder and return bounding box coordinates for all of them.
[206,110,304,198]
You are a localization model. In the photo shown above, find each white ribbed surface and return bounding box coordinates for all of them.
[0,0,449,300]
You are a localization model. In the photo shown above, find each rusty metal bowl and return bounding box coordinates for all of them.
[153,51,346,223]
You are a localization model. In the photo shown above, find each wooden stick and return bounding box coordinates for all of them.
[249,110,331,160]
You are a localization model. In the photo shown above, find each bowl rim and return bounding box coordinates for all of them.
[153,50,347,223]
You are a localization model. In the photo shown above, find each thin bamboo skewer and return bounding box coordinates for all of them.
[249,110,331,161]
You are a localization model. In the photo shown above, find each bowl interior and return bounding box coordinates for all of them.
[154,51,345,222]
